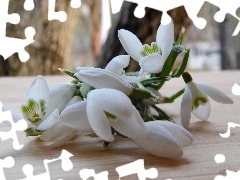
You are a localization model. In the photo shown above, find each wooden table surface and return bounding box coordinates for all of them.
[0,71,240,180]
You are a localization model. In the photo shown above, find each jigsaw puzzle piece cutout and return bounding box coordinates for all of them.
[24,0,35,11]
[220,122,240,138]
[21,150,74,180]
[206,0,240,22]
[70,0,81,9]
[122,0,185,24]
[0,156,15,180]
[0,0,20,37]
[197,1,239,36]
[0,0,36,62]
[21,164,50,180]
[0,102,28,150]
[236,7,240,18]
[48,0,81,22]
[182,0,207,29]
[116,159,158,180]
[232,83,240,95]
[79,169,109,180]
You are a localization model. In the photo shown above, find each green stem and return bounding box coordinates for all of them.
[170,88,185,100]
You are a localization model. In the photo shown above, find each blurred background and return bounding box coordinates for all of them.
[0,0,239,76]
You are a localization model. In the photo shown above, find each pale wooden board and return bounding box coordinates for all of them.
[0,71,239,179]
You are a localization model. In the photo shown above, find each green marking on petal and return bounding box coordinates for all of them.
[192,97,207,109]
[21,99,46,124]
[140,42,161,56]
[39,99,46,116]
[105,111,117,122]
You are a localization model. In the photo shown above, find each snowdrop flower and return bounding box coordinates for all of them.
[59,88,144,141]
[75,67,133,95]
[118,20,174,73]
[105,55,145,83]
[105,55,130,76]
[21,75,76,135]
[58,100,92,133]
[181,72,234,129]
[134,121,193,158]
[61,88,193,158]
[39,96,82,147]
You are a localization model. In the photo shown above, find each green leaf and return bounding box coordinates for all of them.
[171,48,190,77]
[25,127,43,136]
[151,105,173,121]
[58,68,79,80]
[80,83,94,98]
[174,27,185,45]
[130,87,152,99]
[162,45,185,76]
[140,76,171,87]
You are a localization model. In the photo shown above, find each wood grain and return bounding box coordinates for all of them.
[0,71,239,179]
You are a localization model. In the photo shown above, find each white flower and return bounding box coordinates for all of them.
[21,75,76,134]
[105,55,145,83]
[105,55,130,76]
[75,67,133,95]
[118,20,174,73]
[134,121,193,158]
[181,73,234,129]
[61,88,193,158]
[40,96,82,147]
[58,100,92,133]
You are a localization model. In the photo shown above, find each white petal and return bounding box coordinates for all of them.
[113,55,130,67]
[46,83,76,115]
[37,109,59,130]
[105,55,130,75]
[133,121,183,158]
[153,121,193,147]
[59,101,92,132]
[75,68,133,95]
[192,101,211,120]
[118,29,143,62]
[196,83,234,104]
[41,131,78,148]
[156,20,174,59]
[105,61,124,76]
[26,75,50,103]
[180,86,192,129]
[139,54,165,73]
[88,89,134,119]
[64,96,82,108]
[40,122,77,141]
[40,123,78,148]
[110,108,146,139]
[76,67,94,71]
[87,88,143,141]
[87,99,114,142]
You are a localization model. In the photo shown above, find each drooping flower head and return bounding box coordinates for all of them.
[181,72,234,129]
[60,88,193,158]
